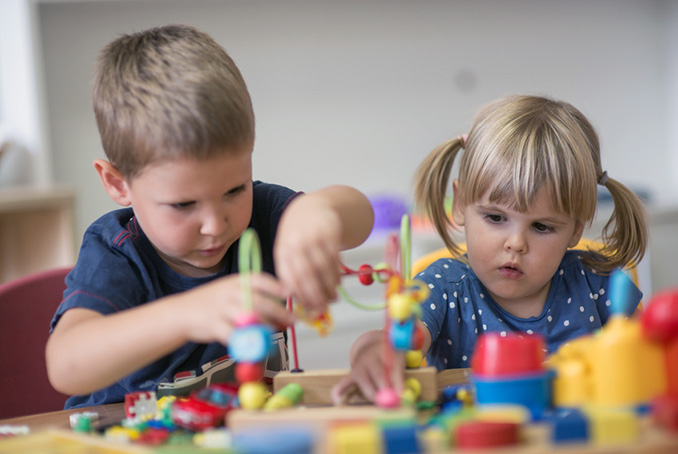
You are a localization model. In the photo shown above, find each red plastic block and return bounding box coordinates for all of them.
[653,395,678,432]
[455,420,520,448]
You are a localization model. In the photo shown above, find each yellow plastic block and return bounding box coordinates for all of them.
[584,406,639,445]
[476,404,531,424]
[329,423,382,454]
[592,316,667,406]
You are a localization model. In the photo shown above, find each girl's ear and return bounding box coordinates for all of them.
[94,159,132,206]
[451,179,465,226]
[568,220,585,248]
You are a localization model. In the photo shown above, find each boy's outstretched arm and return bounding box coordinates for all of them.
[46,273,293,396]
[331,320,432,404]
[274,185,374,315]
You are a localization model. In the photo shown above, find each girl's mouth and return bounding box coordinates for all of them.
[498,264,523,279]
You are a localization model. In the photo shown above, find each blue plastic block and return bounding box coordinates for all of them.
[382,425,422,454]
[550,408,589,444]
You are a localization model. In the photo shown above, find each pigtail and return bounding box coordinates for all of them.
[583,177,648,273]
[413,137,465,257]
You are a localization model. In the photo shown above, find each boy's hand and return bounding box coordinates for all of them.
[274,196,342,317]
[330,330,405,404]
[180,272,295,345]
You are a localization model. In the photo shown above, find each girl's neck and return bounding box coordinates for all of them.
[489,282,551,319]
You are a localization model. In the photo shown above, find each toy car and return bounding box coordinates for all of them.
[171,382,239,431]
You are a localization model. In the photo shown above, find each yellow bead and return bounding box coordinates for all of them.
[404,378,421,398]
[238,382,268,410]
[388,293,413,321]
[405,350,423,368]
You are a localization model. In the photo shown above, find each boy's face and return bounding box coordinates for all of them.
[452,184,583,316]
[126,151,253,277]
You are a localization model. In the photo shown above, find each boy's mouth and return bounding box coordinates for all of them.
[200,245,225,257]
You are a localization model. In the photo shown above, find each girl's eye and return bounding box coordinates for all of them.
[533,222,554,233]
[485,214,504,223]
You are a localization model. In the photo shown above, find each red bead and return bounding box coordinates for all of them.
[412,325,425,350]
[235,362,263,383]
[358,264,374,285]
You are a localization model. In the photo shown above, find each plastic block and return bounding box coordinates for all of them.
[454,420,520,449]
[584,406,639,445]
[233,426,315,454]
[653,395,678,432]
[550,408,589,444]
[330,423,382,454]
[381,425,422,454]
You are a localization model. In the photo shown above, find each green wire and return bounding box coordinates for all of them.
[338,285,386,310]
[238,228,262,312]
[400,214,411,281]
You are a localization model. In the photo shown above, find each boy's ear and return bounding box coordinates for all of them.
[451,179,465,227]
[93,159,132,206]
[568,220,585,248]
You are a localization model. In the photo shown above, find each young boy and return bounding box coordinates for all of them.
[45,24,374,409]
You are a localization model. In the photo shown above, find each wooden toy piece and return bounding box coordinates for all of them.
[238,381,269,410]
[272,367,438,405]
[263,383,303,411]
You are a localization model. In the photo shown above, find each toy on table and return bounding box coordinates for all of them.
[229,228,275,410]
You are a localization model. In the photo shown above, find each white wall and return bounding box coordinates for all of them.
[35,0,677,245]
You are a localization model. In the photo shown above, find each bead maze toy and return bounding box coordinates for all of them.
[20,218,674,452]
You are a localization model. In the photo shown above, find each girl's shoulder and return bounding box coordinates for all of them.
[414,257,475,285]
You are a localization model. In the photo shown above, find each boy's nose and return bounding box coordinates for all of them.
[200,210,227,236]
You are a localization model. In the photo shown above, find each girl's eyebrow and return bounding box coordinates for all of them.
[477,202,570,225]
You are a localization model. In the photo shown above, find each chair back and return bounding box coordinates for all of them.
[0,267,72,419]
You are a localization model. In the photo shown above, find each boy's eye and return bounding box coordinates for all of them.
[171,201,195,209]
[533,222,554,233]
[226,185,245,196]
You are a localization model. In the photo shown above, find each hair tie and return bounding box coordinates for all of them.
[458,134,468,148]
[598,171,609,186]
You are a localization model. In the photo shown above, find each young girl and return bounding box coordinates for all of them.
[332,94,648,403]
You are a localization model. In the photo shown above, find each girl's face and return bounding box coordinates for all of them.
[452,181,584,317]
[125,151,253,278]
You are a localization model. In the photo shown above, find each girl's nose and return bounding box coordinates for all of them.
[504,231,528,254]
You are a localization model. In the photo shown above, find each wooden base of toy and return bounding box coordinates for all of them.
[273,367,470,405]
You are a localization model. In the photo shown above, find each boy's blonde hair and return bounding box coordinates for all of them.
[414,95,647,274]
[92,24,255,180]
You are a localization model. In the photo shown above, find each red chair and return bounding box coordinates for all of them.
[0,267,72,419]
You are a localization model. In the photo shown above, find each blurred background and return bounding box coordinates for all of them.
[1,0,677,367]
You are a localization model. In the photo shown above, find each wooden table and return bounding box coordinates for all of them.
[1,374,678,454]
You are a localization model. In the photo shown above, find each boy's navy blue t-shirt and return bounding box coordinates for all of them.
[50,181,301,409]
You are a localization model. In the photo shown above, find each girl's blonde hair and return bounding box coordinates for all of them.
[414,95,647,274]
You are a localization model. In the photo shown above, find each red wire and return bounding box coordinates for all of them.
[286,296,301,371]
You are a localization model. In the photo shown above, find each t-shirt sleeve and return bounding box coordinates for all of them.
[50,231,149,332]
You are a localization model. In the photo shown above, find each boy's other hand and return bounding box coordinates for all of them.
[274,197,342,317]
